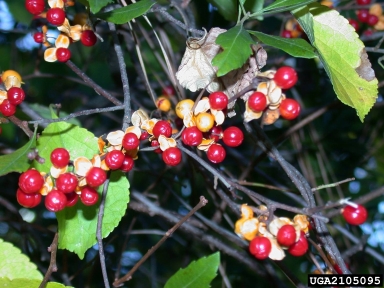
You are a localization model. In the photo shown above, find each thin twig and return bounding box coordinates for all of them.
[108,22,131,130]
[39,233,59,288]
[96,177,111,288]
[113,196,208,287]
[28,105,125,124]
[311,178,355,192]
[65,60,122,106]
[8,116,34,138]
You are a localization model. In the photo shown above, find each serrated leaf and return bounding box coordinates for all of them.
[88,0,113,14]
[33,122,98,173]
[0,128,37,176]
[164,252,220,288]
[212,25,255,77]
[0,238,42,280]
[293,3,378,121]
[249,31,316,58]
[0,278,72,288]
[206,0,237,21]
[96,0,155,24]
[57,171,130,259]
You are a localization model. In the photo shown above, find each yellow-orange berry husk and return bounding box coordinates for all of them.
[73,13,88,26]
[175,99,194,119]
[1,70,22,83]
[196,112,214,132]
[290,30,301,38]
[156,96,171,112]
[320,0,333,8]
[369,3,382,17]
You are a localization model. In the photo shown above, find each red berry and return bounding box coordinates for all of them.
[342,204,368,225]
[56,47,71,62]
[357,9,369,23]
[151,140,162,154]
[45,189,67,212]
[50,148,70,168]
[33,32,44,43]
[16,188,41,208]
[248,91,267,112]
[140,131,149,141]
[281,30,292,38]
[207,144,226,163]
[86,167,107,187]
[120,154,134,172]
[65,192,78,207]
[249,236,272,260]
[182,126,203,146]
[153,120,172,138]
[162,85,175,97]
[7,87,26,106]
[367,14,379,26]
[0,100,16,117]
[356,0,371,5]
[288,231,308,257]
[277,225,297,247]
[348,19,359,31]
[56,173,78,193]
[18,169,44,194]
[105,150,125,170]
[162,147,182,166]
[279,98,301,120]
[80,186,99,206]
[209,91,228,110]
[274,66,298,89]
[222,126,244,147]
[46,8,66,26]
[205,125,223,142]
[25,0,45,15]
[122,132,140,150]
[81,30,97,47]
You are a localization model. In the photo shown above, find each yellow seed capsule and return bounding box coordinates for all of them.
[196,112,214,132]
[1,70,22,83]
[175,99,194,119]
[156,96,171,112]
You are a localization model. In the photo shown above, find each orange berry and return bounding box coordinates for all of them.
[175,99,194,119]
[156,96,171,112]
[196,112,214,132]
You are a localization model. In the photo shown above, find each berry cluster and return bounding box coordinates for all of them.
[244,66,300,124]
[17,147,108,212]
[0,70,25,117]
[25,0,98,63]
[349,1,381,33]
[235,205,309,260]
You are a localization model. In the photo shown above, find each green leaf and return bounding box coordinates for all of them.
[245,0,265,20]
[249,31,316,58]
[88,0,113,14]
[0,238,42,280]
[27,103,81,126]
[164,252,220,288]
[33,122,98,173]
[0,128,37,176]
[212,25,256,77]
[206,0,238,21]
[250,0,315,17]
[96,0,156,24]
[0,278,72,288]
[293,3,378,121]
[57,171,130,259]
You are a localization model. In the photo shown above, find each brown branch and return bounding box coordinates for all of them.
[39,233,59,288]
[8,116,34,138]
[65,60,122,106]
[112,196,208,287]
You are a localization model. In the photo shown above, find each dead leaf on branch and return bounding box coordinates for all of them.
[176,28,268,117]
[176,27,227,93]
